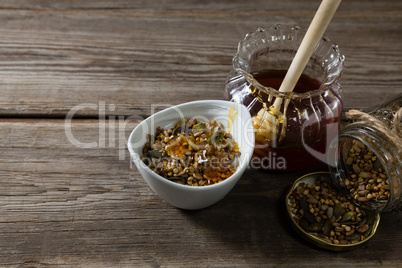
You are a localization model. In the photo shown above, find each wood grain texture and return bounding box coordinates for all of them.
[0,0,401,266]
[0,0,401,117]
[0,119,401,267]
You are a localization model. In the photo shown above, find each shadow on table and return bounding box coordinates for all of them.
[178,168,328,260]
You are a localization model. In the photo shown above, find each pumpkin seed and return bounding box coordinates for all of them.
[148,150,163,158]
[333,203,344,218]
[341,211,355,222]
[310,222,324,232]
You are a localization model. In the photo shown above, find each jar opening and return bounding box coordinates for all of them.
[233,24,345,100]
[238,67,338,100]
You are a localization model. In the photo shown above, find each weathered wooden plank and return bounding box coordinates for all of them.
[0,0,401,118]
[0,1,401,266]
[0,119,401,266]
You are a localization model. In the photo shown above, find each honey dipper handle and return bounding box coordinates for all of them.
[273,0,342,109]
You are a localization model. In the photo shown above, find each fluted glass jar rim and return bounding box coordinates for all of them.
[232,24,346,99]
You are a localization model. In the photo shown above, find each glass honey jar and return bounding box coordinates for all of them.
[225,24,345,171]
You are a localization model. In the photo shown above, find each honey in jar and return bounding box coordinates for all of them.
[225,25,345,171]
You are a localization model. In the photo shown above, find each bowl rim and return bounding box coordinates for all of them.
[127,100,255,191]
[286,171,380,251]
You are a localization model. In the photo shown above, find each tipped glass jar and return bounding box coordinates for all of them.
[225,25,345,171]
[328,95,402,212]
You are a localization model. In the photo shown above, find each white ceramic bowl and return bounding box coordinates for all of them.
[127,100,255,210]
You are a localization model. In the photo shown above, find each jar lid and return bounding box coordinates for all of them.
[286,172,380,251]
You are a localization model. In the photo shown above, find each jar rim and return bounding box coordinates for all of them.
[237,69,341,99]
[233,24,345,99]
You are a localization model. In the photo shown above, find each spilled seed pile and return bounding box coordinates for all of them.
[141,118,241,186]
[289,176,377,245]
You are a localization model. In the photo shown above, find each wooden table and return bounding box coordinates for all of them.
[0,0,401,266]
